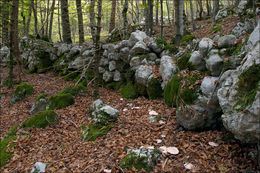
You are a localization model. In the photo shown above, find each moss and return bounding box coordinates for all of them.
[105,81,123,90]
[46,93,74,110]
[10,82,34,104]
[147,78,162,99]
[137,54,150,60]
[209,25,222,34]
[37,52,52,73]
[22,110,59,128]
[124,69,135,83]
[177,53,193,70]
[59,84,86,96]
[63,72,79,81]
[120,83,137,99]
[234,63,260,111]
[180,87,199,105]
[81,124,113,141]
[86,68,95,81]
[0,135,17,168]
[2,77,17,89]
[165,44,178,53]
[187,75,200,84]
[6,125,18,137]
[181,35,196,43]
[164,75,181,107]
[135,83,147,96]
[35,93,47,102]
[155,35,167,49]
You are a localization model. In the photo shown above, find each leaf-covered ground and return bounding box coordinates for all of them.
[0,65,259,173]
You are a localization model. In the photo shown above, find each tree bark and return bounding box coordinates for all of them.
[60,0,72,43]
[189,0,196,31]
[109,0,116,32]
[160,0,163,38]
[213,0,219,24]
[166,0,171,24]
[48,0,55,41]
[122,0,128,40]
[25,0,32,36]
[76,0,84,44]
[143,0,149,34]
[89,0,96,43]
[174,0,184,46]
[155,0,159,25]
[2,0,10,46]
[148,0,153,36]
[57,0,62,42]
[45,0,50,36]
[32,0,38,36]
[198,0,203,20]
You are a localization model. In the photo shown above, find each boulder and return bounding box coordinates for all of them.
[217,35,236,48]
[68,56,89,70]
[56,43,71,57]
[30,98,47,115]
[148,53,158,61]
[217,42,260,143]
[113,70,121,81]
[135,65,153,86]
[108,52,120,61]
[0,46,10,62]
[189,51,206,71]
[65,45,80,60]
[117,40,131,50]
[215,9,227,21]
[30,162,47,173]
[160,55,179,88]
[129,30,148,47]
[232,19,254,38]
[82,49,95,57]
[103,71,113,82]
[206,54,223,76]
[130,57,141,70]
[99,57,109,66]
[199,38,213,56]
[129,41,150,56]
[109,61,116,71]
[119,47,130,62]
[147,38,162,54]
[98,67,105,74]
[246,20,260,52]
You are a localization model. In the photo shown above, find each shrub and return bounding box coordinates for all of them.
[46,93,74,110]
[147,78,162,99]
[120,83,137,99]
[22,110,58,128]
[10,82,34,104]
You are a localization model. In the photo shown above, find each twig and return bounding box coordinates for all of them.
[162,158,168,169]
[75,56,94,86]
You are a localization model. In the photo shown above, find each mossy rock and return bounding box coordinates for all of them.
[37,52,52,73]
[164,75,181,107]
[177,53,193,70]
[35,93,47,102]
[234,63,260,111]
[135,83,147,96]
[81,124,113,141]
[120,83,137,99]
[147,78,162,99]
[105,81,123,91]
[46,93,74,110]
[59,84,87,96]
[10,82,34,104]
[181,35,196,43]
[120,149,161,172]
[124,69,135,83]
[22,110,59,128]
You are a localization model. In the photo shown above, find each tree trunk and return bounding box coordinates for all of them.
[32,0,38,36]
[89,0,96,43]
[148,0,153,36]
[2,0,10,46]
[198,0,203,20]
[155,0,159,25]
[48,0,55,41]
[213,0,219,24]
[76,0,84,44]
[122,0,128,40]
[109,0,116,32]
[166,0,171,24]
[45,0,50,36]
[190,0,196,31]
[21,0,26,35]
[60,0,72,43]
[25,0,32,36]
[206,0,211,16]
[57,0,62,42]
[174,0,184,46]
[160,0,163,38]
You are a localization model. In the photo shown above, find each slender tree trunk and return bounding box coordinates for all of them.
[60,0,72,43]
[32,0,38,36]
[166,0,171,24]
[2,0,9,46]
[109,0,116,32]
[174,0,184,46]
[213,0,219,24]
[135,0,140,23]
[89,0,96,43]
[198,0,203,20]
[143,0,149,34]
[206,0,211,16]
[25,0,32,36]
[57,0,62,42]
[148,0,153,36]
[122,0,128,40]
[160,0,163,38]
[76,0,84,44]
[190,0,196,31]
[45,0,50,36]
[48,0,55,41]
[155,0,159,25]
[21,0,26,35]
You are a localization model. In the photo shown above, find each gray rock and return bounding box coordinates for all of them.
[209,49,219,56]
[108,52,119,61]
[215,9,227,21]
[98,67,105,74]
[68,56,89,70]
[99,57,109,66]
[189,51,206,71]
[219,48,226,56]
[218,35,236,48]
[232,19,254,38]
[129,30,148,47]
[0,46,10,62]
[66,45,80,59]
[30,162,47,173]
[148,53,158,61]
[135,65,153,86]
[129,41,149,56]
[109,61,116,71]
[57,43,71,57]
[147,38,162,54]
[213,35,220,42]
[100,105,119,119]
[117,40,131,49]
[113,70,121,81]
[159,55,179,88]
[160,50,170,57]
[201,76,219,99]
[238,0,248,14]
[103,71,113,82]
[206,54,223,76]
[130,57,141,70]
[29,98,47,115]
[102,44,116,54]
[246,21,260,51]
[119,47,130,62]
[82,49,95,57]
[199,38,213,56]
[217,42,260,143]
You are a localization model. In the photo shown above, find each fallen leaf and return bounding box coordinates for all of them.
[167,147,179,155]
[149,110,158,116]
[208,142,219,147]
[184,163,195,170]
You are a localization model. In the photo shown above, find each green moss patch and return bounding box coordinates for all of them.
[181,35,196,43]
[164,71,201,107]
[46,93,74,110]
[63,72,79,81]
[81,124,114,141]
[105,81,123,91]
[155,35,178,53]
[177,53,193,70]
[120,83,137,99]
[35,93,47,102]
[120,149,161,172]
[234,63,260,111]
[10,82,34,104]
[147,78,162,99]
[59,84,87,96]
[22,110,59,128]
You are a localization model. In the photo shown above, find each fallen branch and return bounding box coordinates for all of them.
[74,57,94,86]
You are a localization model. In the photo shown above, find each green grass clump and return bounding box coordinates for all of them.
[209,25,223,34]
[22,110,58,128]
[105,82,123,91]
[164,75,181,107]
[147,78,162,99]
[181,35,196,43]
[10,82,34,104]
[177,53,193,70]
[81,124,113,141]
[234,63,260,111]
[46,93,74,110]
[120,83,137,99]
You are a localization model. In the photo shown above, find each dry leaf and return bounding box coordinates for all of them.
[208,142,219,147]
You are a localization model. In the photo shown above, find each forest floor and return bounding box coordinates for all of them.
[0,15,259,172]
